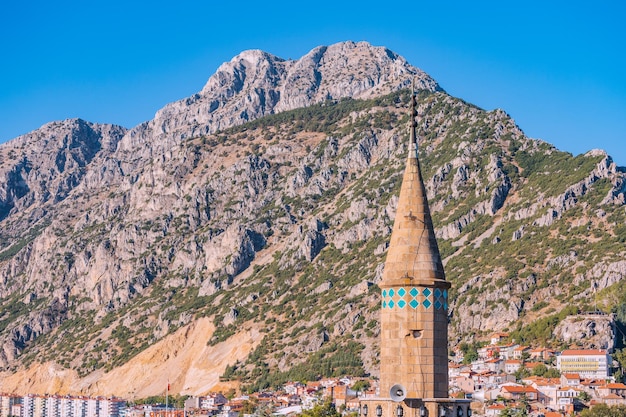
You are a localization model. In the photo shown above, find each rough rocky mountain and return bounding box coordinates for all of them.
[0,41,625,397]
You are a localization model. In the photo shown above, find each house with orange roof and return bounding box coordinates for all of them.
[523,362,546,372]
[544,411,565,417]
[513,346,530,360]
[485,358,504,373]
[556,349,611,379]
[485,404,506,416]
[597,382,626,395]
[491,333,509,345]
[501,385,539,401]
[528,377,561,407]
[327,384,350,407]
[530,348,554,361]
[560,373,581,387]
[600,393,626,406]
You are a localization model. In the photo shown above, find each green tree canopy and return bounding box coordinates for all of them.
[580,403,626,417]
[299,400,341,417]
[352,380,371,393]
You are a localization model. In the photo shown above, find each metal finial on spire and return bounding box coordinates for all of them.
[409,78,418,157]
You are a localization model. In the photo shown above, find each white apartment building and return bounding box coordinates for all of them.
[0,395,125,417]
[556,349,611,379]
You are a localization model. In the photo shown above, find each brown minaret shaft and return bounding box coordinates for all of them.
[379,88,451,400]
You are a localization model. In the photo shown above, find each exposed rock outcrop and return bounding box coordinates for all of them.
[554,314,616,351]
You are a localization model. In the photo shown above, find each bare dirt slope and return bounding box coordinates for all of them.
[0,317,261,397]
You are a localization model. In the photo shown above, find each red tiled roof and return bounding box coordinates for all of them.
[558,387,581,393]
[524,362,544,369]
[503,386,538,394]
[560,349,606,356]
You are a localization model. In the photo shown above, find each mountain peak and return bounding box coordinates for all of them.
[119,41,440,158]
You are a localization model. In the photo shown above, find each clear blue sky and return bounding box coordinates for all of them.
[1,1,625,165]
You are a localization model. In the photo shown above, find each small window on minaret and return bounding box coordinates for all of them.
[410,330,423,339]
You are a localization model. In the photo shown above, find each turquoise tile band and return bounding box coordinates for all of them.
[381,287,448,310]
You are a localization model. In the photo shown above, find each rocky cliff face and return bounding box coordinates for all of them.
[0,119,126,232]
[0,41,625,397]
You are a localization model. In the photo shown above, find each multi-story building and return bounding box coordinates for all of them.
[45,396,61,417]
[0,394,21,417]
[556,387,580,413]
[13,396,124,417]
[199,394,227,410]
[556,349,611,379]
[33,395,47,417]
[99,398,125,417]
[71,397,88,417]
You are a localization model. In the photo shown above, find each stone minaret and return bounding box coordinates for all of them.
[361,88,470,417]
[379,85,451,400]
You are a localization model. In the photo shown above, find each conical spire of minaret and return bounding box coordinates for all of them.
[381,87,445,285]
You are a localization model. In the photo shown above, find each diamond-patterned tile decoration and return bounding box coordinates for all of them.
[381,286,449,310]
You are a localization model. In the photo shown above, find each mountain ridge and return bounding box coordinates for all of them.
[0,41,624,397]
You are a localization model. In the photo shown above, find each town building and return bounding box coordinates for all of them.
[0,395,21,417]
[556,350,611,379]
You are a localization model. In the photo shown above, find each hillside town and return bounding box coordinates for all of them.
[1,336,624,417]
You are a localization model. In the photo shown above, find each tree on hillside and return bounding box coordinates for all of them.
[300,400,341,417]
[514,365,531,381]
[532,363,548,376]
[352,380,371,394]
[580,403,626,417]
[578,391,591,402]
[614,348,626,383]
[460,342,479,364]
[532,363,560,378]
